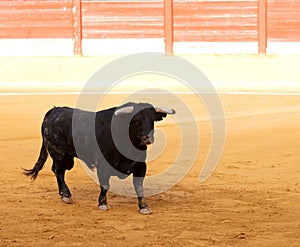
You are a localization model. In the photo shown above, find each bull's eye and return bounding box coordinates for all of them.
[131,120,141,128]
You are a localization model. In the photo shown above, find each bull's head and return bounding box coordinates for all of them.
[114,103,175,148]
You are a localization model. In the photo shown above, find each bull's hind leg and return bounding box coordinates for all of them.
[51,155,74,203]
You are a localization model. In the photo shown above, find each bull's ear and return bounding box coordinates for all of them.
[154,112,167,122]
[114,106,134,116]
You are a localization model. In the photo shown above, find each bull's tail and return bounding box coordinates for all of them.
[23,142,48,180]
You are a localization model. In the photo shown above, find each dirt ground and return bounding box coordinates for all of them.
[0,56,299,246]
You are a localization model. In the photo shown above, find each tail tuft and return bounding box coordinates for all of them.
[23,142,48,181]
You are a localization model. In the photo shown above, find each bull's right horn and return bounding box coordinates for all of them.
[154,106,176,115]
[114,106,134,116]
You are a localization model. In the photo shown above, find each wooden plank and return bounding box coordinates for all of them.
[258,0,267,54]
[164,0,173,54]
[72,0,82,55]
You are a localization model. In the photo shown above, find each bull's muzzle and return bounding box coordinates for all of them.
[140,135,154,145]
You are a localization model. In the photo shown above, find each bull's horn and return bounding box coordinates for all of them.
[114,106,134,116]
[154,106,176,114]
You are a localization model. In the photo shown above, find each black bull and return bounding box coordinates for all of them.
[23,102,175,214]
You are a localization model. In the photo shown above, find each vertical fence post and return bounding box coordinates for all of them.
[72,0,82,55]
[164,0,173,54]
[258,0,267,54]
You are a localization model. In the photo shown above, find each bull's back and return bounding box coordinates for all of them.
[41,106,117,162]
[42,107,75,155]
[42,107,73,133]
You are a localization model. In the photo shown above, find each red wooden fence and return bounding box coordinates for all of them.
[0,0,300,55]
[173,0,258,42]
[81,0,164,39]
[0,0,73,38]
[267,0,300,42]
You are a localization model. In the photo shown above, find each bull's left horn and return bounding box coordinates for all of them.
[154,106,176,114]
[114,106,134,116]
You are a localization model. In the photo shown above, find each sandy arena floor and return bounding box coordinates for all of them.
[0,55,299,246]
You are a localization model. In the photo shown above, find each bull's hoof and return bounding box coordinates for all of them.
[139,207,152,215]
[98,204,110,211]
[61,196,73,204]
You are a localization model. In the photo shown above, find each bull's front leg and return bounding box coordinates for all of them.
[133,162,152,215]
[98,185,110,210]
[97,168,111,211]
